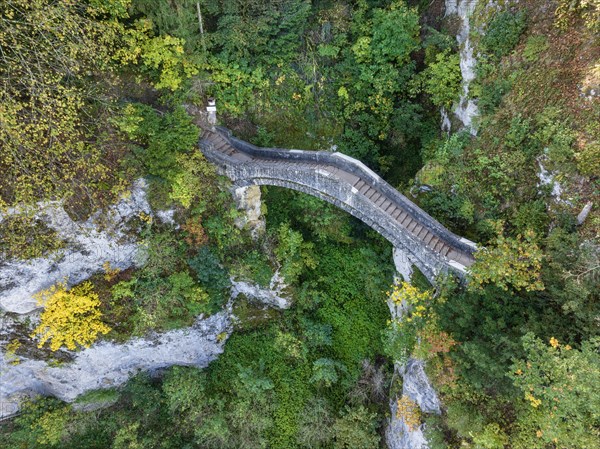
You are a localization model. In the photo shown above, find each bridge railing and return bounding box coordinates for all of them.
[208,127,477,257]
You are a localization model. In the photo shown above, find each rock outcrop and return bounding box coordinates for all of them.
[0,179,151,314]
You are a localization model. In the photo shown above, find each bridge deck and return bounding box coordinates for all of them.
[201,129,476,272]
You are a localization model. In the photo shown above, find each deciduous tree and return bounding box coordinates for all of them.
[32,282,111,351]
[469,222,545,292]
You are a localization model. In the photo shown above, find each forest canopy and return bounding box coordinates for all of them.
[0,0,598,448]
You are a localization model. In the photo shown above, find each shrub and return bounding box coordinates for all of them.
[512,200,549,237]
[383,282,433,364]
[576,141,600,175]
[181,215,209,247]
[74,388,120,405]
[0,215,65,260]
[434,131,470,164]
[445,400,487,441]
[555,0,600,32]
[274,222,317,284]
[162,366,208,424]
[188,246,231,307]
[230,250,274,287]
[533,107,576,167]
[522,35,549,62]
[203,210,244,254]
[141,230,185,278]
[297,397,334,448]
[332,405,380,449]
[480,11,527,58]
[396,395,421,431]
[116,19,199,91]
[116,103,199,180]
[126,270,210,336]
[32,281,111,351]
[477,77,512,115]
[309,358,348,388]
[169,152,217,209]
[189,246,230,290]
[166,271,209,312]
[422,26,457,65]
[509,334,600,448]
[504,115,534,154]
[422,50,462,108]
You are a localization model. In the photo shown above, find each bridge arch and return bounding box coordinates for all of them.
[233,177,438,282]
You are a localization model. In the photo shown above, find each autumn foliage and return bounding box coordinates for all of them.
[396,395,421,431]
[32,282,111,351]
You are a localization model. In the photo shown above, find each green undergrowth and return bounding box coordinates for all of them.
[74,389,120,406]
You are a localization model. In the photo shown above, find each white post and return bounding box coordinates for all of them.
[207,98,217,130]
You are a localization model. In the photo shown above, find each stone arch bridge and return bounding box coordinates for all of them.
[200,126,477,283]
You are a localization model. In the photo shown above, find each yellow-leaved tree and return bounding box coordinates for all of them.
[0,0,129,211]
[383,282,433,364]
[32,282,111,351]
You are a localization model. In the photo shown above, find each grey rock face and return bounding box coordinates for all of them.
[0,312,231,418]
[232,185,266,238]
[386,362,441,449]
[0,271,295,419]
[445,0,479,134]
[577,202,593,225]
[386,397,431,449]
[0,179,151,314]
[393,247,414,283]
[401,359,441,415]
[230,270,290,309]
[385,247,442,449]
[537,158,565,201]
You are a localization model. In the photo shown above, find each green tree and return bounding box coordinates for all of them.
[0,215,65,260]
[480,11,527,58]
[131,0,206,55]
[383,282,433,364]
[309,358,347,388]
[338,1,420,165]
[555,0,600,31]
[421,50,462,108]
[116,103,200,180]
[116,18,198,90]
[188,246,231,302]
[332,405,380,449]
[469,222,544,292]
[509,334,600,448]
[209,0,311,65]
[274,222,317,284]
[543,228,599,337]
[169,151,217,209]
[297,397,334,448]
[113,423,143,449]
[0,398,70,448]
